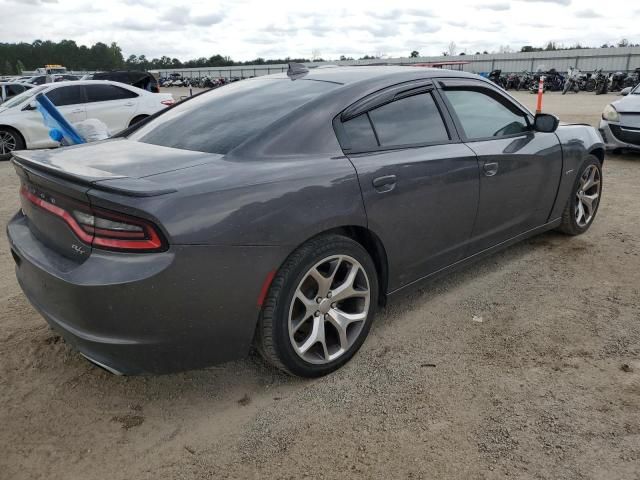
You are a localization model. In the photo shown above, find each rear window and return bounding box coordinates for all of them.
[129,78,337,154]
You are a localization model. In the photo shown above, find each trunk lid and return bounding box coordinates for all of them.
[12,139,224,260]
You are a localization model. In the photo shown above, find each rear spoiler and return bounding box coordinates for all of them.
[12,152,177,198]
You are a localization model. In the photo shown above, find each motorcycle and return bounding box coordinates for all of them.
[488,69,505,88]
[517,71,532,91]
[609,71,628,92]
[504,72,520,90]
[562,67,581,94]
[623,67,640,89]
[593,68,609,95]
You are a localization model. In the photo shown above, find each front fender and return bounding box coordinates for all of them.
[549,124,604,220]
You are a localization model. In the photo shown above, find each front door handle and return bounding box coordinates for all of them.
[372,175,397,193]
[70,108,83,114]
[483,162,499,177]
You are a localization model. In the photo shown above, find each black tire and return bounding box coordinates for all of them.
[585,79,595,92]
[256,234,379,377]
[556,155,602,236]
[0,127,25,161]
[128,115,149,128]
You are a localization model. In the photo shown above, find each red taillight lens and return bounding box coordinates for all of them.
[20,186,165,252]
[161,99,175,106]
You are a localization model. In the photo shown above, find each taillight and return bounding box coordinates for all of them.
[161,99,175,106]
[20,186,166,252]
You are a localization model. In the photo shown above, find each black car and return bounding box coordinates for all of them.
[88,70,159,93]
[7,66,604,377]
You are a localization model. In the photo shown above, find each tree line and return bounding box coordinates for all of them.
[2,39,639,75]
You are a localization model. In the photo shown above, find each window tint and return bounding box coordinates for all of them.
[130,79,337,155]
[443,89,529,139]
[6,84,26,97]
[86,84,138,102]
[45,86,84,107]
[368,93,449,147]
[343,114,378,151]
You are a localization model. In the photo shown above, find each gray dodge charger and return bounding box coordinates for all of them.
[7,66,604,377]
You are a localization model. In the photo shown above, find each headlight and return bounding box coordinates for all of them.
[602,104,620,122]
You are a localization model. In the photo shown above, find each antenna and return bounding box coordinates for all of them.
[287,63,309,79]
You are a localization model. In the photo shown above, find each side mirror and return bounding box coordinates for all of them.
[22,101,37,111]
[533,113,559,133]
[620,87,631,96]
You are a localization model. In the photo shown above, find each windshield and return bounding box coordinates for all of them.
[1,85,46,109]
[129,78,338,154]
[632,84,640,95]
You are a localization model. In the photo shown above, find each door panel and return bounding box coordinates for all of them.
[349,143,480,291]
[465,132,562,252]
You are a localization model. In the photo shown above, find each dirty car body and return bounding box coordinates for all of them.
[7,67,604,374]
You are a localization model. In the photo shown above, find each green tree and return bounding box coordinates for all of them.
[3,60,13,75]
[16,60,25,74]
[410,50,419,58]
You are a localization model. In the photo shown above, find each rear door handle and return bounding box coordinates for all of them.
[372,175,397,193]
[70,108,83,114]
[483,162,499,177]
[123,102,135,107]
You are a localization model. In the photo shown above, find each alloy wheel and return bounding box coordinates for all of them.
[0,131,17,155]
[575,165,601,228]
[288,255,371,364]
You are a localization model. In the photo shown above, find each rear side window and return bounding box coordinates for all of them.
[130,79,337,155]
[343,114,378,151]
[341,92,450,151]
[442,89,529,140]
[46,86,84,106]
[86,84,138,102]
[369,93,449,146]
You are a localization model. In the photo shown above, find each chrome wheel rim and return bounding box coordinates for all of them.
[288,255,371,365]
[575,165,601,228]
[0,131,17,155]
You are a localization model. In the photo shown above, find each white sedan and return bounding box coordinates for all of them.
[0,80,175,159]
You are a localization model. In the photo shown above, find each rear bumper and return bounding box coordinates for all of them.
[7,211,286,374]
[599,120,640,151]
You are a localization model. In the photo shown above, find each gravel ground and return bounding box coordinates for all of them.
[1,91,639,480]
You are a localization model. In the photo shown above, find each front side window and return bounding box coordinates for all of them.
[341,92,450,151]
[85,84,138,102]
[443,89,529,140]
[45,86,84,107]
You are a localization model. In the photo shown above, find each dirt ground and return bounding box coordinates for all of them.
[1,91,639,480]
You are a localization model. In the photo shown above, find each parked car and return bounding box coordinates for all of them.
[0,80,174,159]
[7,66,604,377]
[599,82,640,152]
[0,82,34,104]
[87,71,159,93]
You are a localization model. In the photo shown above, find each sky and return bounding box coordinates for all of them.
[0,0,637,61]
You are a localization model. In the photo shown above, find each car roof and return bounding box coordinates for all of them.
[0,81,34,85]
[266,65,479,85]
[40,79,143,89]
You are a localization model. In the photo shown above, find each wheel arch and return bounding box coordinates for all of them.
[0,124,27,149]
[298,226,389,307]
[589,147,605,164]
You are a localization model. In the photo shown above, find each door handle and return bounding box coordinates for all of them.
[124,102,135,107]
[483,162,499,177]
[372,175,397,193]
[70,109,83,114]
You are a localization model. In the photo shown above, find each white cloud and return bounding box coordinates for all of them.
[0,0,634,61]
